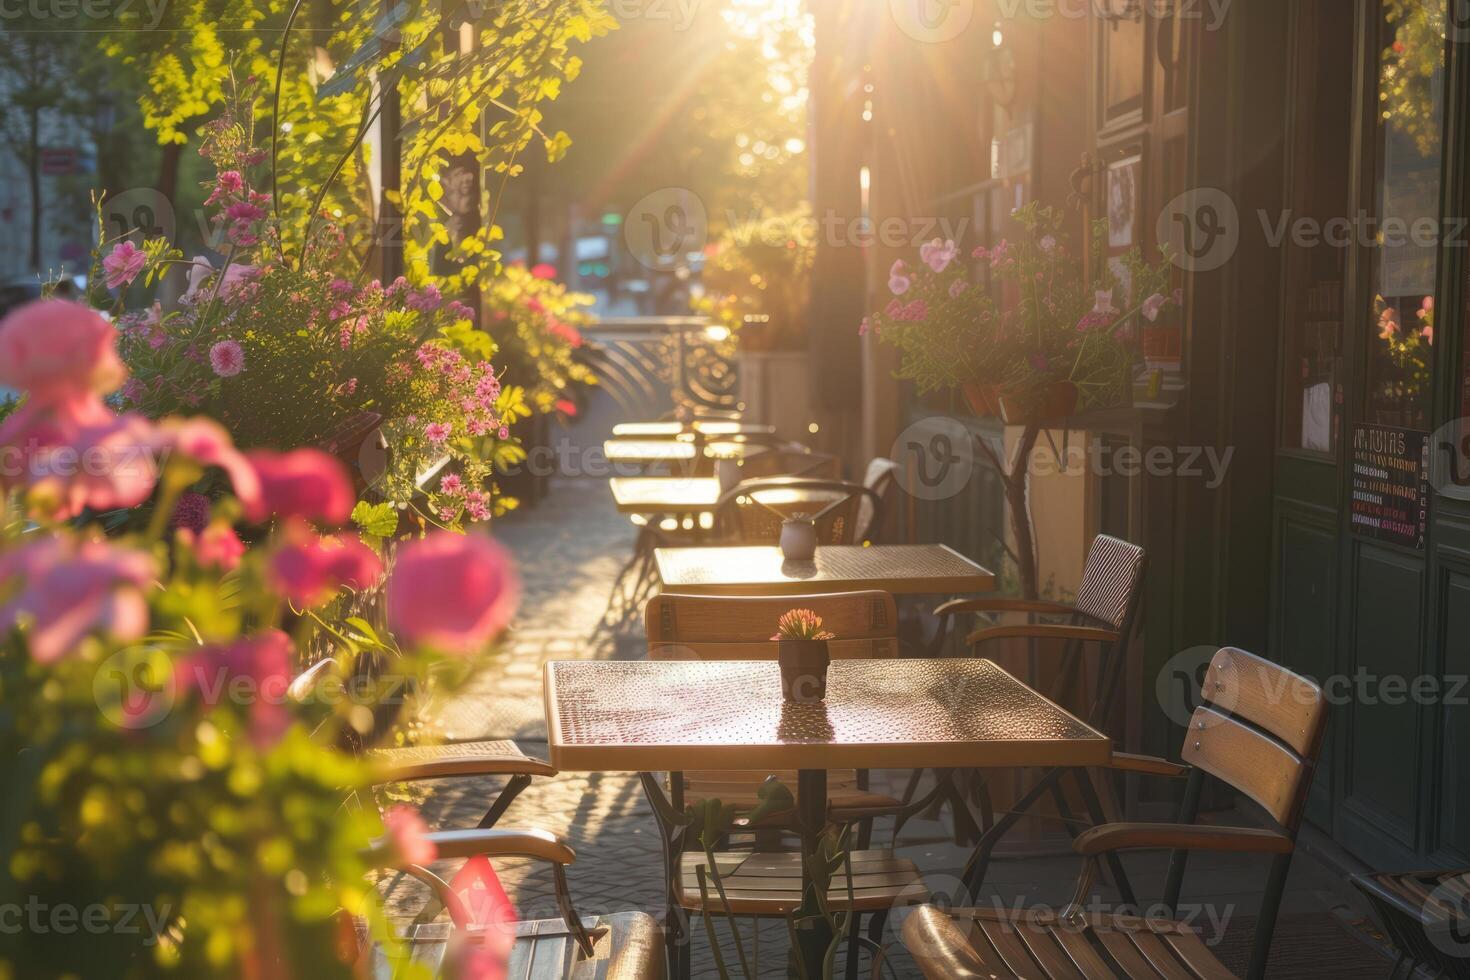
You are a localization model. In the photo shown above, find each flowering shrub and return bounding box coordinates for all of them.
[0,300,519,978]
[693,203,815,351]
[95,97,515,530]
[772,609,835,641]
[485,264,597,418]
[867,203,1177,415]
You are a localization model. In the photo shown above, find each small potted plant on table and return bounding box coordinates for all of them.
[773,609,834,703]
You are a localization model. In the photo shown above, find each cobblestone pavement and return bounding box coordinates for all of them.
[377,475,1391,979]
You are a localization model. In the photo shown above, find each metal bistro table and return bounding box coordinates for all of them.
[612,420,778,439]
[543,657,1111,977]
[654,543,996,596]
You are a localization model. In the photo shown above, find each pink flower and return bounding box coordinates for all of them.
[1378,307,1400,340]
[424,422,452,444]
[447,300,475,322]
[157,418,262,518]
[245,449,355,525]
[971,246,989,260]
[0,537,155,664]
[270,527,384,606]
[181,523,246,571]
[439,474,463,496]
[0,300,127,401]
[1141,292,1168,322]
[103,241,148,289]
[387,533,520,653]
[406,284,442,312]
[2,404,158,519]
[1092,289,1119,317]
[948,279,968,299]
[176,630,294,749]
[209,340,245,377]
[858,317,870,336]
[382,806,438,867]
[224,201,266,223]
[887,259,911,296]
[919,238,957,273]
[171,491,211,533]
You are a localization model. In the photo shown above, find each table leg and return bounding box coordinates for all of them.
[792,768,831,979]
[637,771,690,980]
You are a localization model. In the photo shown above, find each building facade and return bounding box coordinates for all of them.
[809,0,1469,869]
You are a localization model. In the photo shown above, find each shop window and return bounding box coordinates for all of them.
[1098,0,1146,128]
[1363,0,1444,432]
[1279,0,1354,454]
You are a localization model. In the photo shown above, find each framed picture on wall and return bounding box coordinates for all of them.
[1106,154,1139,249]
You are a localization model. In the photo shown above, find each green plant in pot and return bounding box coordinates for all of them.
[773,609,834,703]
[866,203,1178,597]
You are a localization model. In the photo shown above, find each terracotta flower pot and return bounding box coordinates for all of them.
[998,380,1079,425]
[962,383,1002,418]
[1141,323,1183,370]
[777,638,830,702]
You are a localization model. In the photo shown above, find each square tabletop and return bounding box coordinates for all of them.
[543,658,1110,772]
[612,420,777,438]
[609,478,848,515]
[654,544,996,595]
[602,439,699,463]
[610,477,722,513]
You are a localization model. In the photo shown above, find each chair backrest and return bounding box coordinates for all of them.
[855,457,900,544]
[714,478,880,546]
[1179,647,1329,831]
[731,448,841,480]
[1074,534,1147,629]
[645,591,899,660]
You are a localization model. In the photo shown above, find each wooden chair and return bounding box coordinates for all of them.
[900,646,1330,980]
[360,828,663,978]
[712,477,882,546]
[289,657,554,832]
[643,591,926,979]
[1351,867,1470,978]
[916,534,1147,883]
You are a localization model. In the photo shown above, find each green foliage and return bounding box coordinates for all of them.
[484,265,597,415]
[693,202,815,350]
[351,500,399,539]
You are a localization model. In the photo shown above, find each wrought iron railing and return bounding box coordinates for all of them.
[577,316,740,421]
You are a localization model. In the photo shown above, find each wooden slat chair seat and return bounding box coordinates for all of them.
[675,849,926,916]
[644,591,905,832]
[1350,868,1470,978]
[362,829,662,979]
[905,647,1330,980]
[289,658,553,830]
[378,914,663,980]
[901,905,1235,980]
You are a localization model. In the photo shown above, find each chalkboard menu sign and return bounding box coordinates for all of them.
[1350,424,1428,549]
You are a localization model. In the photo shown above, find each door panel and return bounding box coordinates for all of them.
[1343,543,1424,847]
[1272,505,1339,826]
[1438,567,1470,859]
